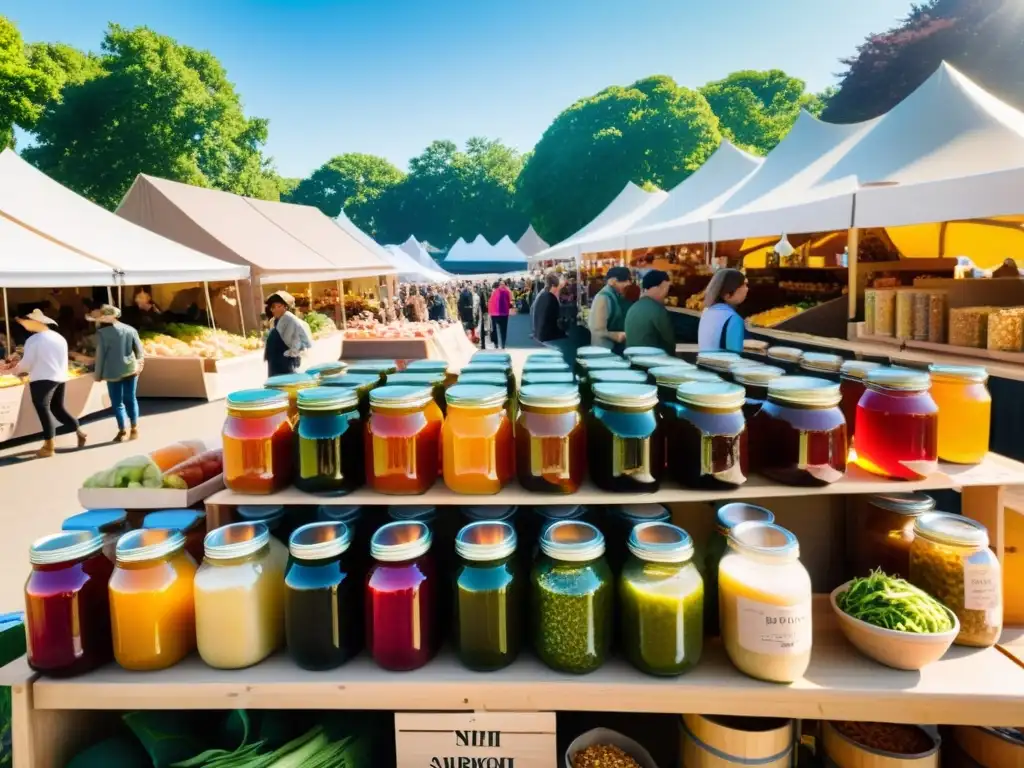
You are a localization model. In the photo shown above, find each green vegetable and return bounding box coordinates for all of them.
[837,569,953,633]
[82,468,117,488]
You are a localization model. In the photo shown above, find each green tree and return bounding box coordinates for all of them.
[700,70,826,155]
[26,42,103,94]
[517,75,720,245]
[24,24,273,209]
[285,153,404,234]
[0,16,58,148]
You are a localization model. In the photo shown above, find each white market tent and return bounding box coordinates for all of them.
[399,235,451,275]
[445,237,470,261]
[442,233,528,274]
[492,235,528,263]
[383,244,449,283]
[516,225,549,257]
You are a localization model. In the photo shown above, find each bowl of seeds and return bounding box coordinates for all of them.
[565,728,658,768]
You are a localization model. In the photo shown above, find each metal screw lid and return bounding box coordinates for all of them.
[455,521,517,562]
[767,375,842,407]
[446,384,507,409]
[676,381,745,409]
[519,384,581,409]
[914,512,989,548]
[540,520,605,562]
[226,389,289,411]
[29,531,105,565]
[592,382,659,409]
[766,346,804,363]
[866,367,931,392]
[800,352,844,373]
[928,364,988,384]
[371,521,432,562]
[731,364,785,386]
[289,521,352,560]
[728,521,799,561]
[628,522,694,564]
[203,522,271,561]
[296,386,359,411]
[115,528,186,564]
[839,360,882,381]
[369,385,435,409]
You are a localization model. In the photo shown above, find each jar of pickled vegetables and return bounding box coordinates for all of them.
[749,376,847,485]
[606,503,671,574]
[588,383,664,492]
[367,521,437,670]
[295,387,365,495]
[581,368,647,410]
[143,509,207,564]
[855,368,938,480]
[620,522,703,676]
[731,365,785,420]
[647,364,704,405]
[62,508,127,561]
[25,531,113,676]
[305,361,348,380]
[444,384,515,495]
[531,521,612,674]
[386,372,447,415]
[719,521,812,683]
[667,381,747,489]
[194,522,286,669]
[910,513,1002,647]
[366,385,443,495]
[454,521,522,670]
[345,360,398,384]
[623,346,666,360]
[765,346,803,374]
[696,351,742,378]
[319,373,379,420]
[264,372,317,421]
[799,352,843,382]
[703,503,775,636]
[109,528,196,671]
[515,384,585,494]
[521,370,575,387]
[838,360,882,450]
[223,389,294,494]
[285,521,360,670]
[928,365,991,464]
[849,493,934,578]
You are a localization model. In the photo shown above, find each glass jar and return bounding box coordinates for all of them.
[264,372,317,421]
[855,368,938,480]
[620,522,703,676]
[799,352,843,382]
[765,346,803,374]
[345,360,398,385]
[623,346,666,360]
[459,362,515,403]
[581,368,647,410]
[223,389,294,494]
[62,508,127,561]
[929,365,991,464]
[606,503,671,575]
[387,372,448,415]
[850,493,934,578]
[366,385,443,495]
[838,360,882,451]
[24,531,113,676]
[522,360,571,374]
[516,384,586,494]
[667,381,748,489]
[575,345,613,375]
[696,351,742,378]
[194,522,286,669]
[704,503,775,636]
[531,521,612,674]
[366,521,437,670]
[305,361,348,380]
[294,387,365,495]
[864,289,876,335]
[235,505,292,571]
[109,529,196,670]
[750,376,847,485]
[444,384,515,494]
[588,383,664,492]
[648,365,705,405]
[895,289,915,340]
[874,288,896,336]
[910,512,1002,648]
[521,370,575,387]
[731,365,785,420]
[454,521,522,670]
[143,509,207,564]
[285,522,360,670]
[580,357,632,389]
[319,373,380,420]
[719,522,812,683]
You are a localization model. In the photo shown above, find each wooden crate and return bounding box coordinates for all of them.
[394,711,556,768]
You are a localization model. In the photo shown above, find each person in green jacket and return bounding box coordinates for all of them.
[587,266,632,350]
[624,270,676,355]
[92,305,145,442]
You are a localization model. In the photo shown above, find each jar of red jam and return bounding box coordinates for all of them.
[838,360,882,451]
[365,385,443,495]
[25,531,114,676]
[731,364,785,420]
[366,521,437,671]
[667,381,748,489]
[515,384,586,494]
[750,376,847,485]
[854,368,938,480]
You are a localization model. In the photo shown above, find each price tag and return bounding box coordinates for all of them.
[395,712,556,768]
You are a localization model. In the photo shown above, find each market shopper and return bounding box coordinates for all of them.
[489,280,512,349]
[13,309,87,458]
[264,291,312,377]
[698,268,748,353]
[92,305,145,443]
[588,266,632,351]
[625,270,676,355]
[532,272,566,343]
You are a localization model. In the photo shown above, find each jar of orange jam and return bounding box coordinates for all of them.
[515,384,586,494]
[928,364,991,464]
[265,373,317,422]
[109,528,197,671]
[443,384,515,494]
[223,390,294,494]
[366,385,443,495]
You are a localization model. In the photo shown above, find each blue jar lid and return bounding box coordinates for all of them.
[346,360,398,374]
[62,508,127,533]
[387,372,445,386]
[579,357,631,372]
[518,384,580,408]
[227,389,289,410]
[305,361,348,377]
[321,373,379,389]
[297,386,359,411]
[265,373,316,388]
[446,384,507,408]
[237,505,286,527]
[576,346,612,358]
[588,369,648,384]
[457,373,506,387]
[143,509,206,533]
[521,371,575,385]
[472,352,512,363]
[405,360,449,372]
[523,360,571,372]
[461,362,509,374]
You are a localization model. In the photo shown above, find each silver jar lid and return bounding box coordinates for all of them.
[519,384,581,409]
[540,520,605,562]
[455,521,517,561]
[696,351,742,372]
[446,384,507,409]
[628,522,694,564]
[369,385,435,410]
[115,528,187,564]
[839,360,882,381]
[676,381,745,410]
[865,367,931,392]
[592,382,658,409]
[800,352,844,373]
[203,522,271,561]
[371,521,432,562]
[731,364,785,386]
[289,521,352,560]
[766,346,804,364]
[914,512,989,548]
[869,493,936,516]
[648,365,700,388]
[29,530,105,565]
[929,364,989,384]
[767,376,842,407]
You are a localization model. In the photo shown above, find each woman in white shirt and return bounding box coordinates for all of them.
[14,309,87,458]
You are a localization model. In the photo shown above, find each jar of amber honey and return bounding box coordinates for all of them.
[366,385,443,495]
[515,384,586,494]
[928,364,991,464]
[443,384,514,495]
[223,389,294,494]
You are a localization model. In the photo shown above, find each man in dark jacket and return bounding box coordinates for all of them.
[624,269,676,355]
[532,272,565,343]
[458,285,474,331]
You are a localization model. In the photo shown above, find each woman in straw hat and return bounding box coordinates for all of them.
[92,305,145,442]
[12,308,87,458]
[264,291,312,377]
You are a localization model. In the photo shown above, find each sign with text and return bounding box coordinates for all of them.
[395,711,556,768]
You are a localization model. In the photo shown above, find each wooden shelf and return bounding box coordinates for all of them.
[28,600,1024,726]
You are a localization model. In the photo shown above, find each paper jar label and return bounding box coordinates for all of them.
[963,562,1000,611]
[736,596,812,656]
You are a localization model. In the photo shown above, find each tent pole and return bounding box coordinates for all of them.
[2,288,10,356]
[339,280,347,329]
[308,282,313,315]
[234,280,246,336]
[847,228,860,324]
[118,285,123,309]
[203,282,218,332]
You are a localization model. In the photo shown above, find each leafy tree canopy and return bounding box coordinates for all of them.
[517,75,721,245]
[285,153,404,234]
[0,16,59,148]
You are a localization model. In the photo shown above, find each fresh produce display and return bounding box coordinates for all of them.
[0,357,89,387]
[746,304,807,327]
[836,570,953,633]
[685,289,705,310]
[302,311,336,338]
[141,324,262,359]
[341,319,444,340]
[778,279,844,295]
[82,454,163,489]
[82,440,215,489]
[162,450,224,489]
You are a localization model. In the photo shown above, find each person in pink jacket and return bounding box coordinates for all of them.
[488,280,513,348]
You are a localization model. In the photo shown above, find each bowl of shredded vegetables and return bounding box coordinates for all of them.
[831,570,959,670]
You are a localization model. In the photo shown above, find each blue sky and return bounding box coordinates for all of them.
[6,0,916,178]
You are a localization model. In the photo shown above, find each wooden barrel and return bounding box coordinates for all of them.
[680,714,793,767]
[952,726,1024,767]
[822,721,939,767]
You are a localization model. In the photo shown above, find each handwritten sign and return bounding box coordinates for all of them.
[394,712,556,768]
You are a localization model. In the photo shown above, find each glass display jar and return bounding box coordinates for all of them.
[366,521,437,670]
[62,508,127,561]
[849,493,934,578]
[581,368,647,410]
[521,370,575,387]
[264,372,318,421]
[531,521,612,674]
[443,384,514,494]
[838,360,882,451]
[731,365,785,420]
[305,361,348,380]
[750,376,847,485]
[620,522,703,676]
[874,289,896,336]
[319,373,380,420]
[387,372,448,414]
[223,389,294,494]
[295,387,365,495]
[515,384,586,494]
[606,504,671,574]
[799,352,844,382]
[928,365,991,464]
[719,521,812,683]
[345,360,398,385]
[909,513,1002,648]
[766,346,803,374]
[588,383,664,492]
[366,385,443,495]
[696,351,742,378]
[194,522,286,669]
[24,532,113,676]
[667,381,747,489]
[109,529,196,671]
[143,509,207,564]
[623,346,667,360]
[235,505,292,571]
[703,503,775,636]
[647,365,705,405]
[285,522,360,670]
[453,521,521,670]
[855,368,938,480]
